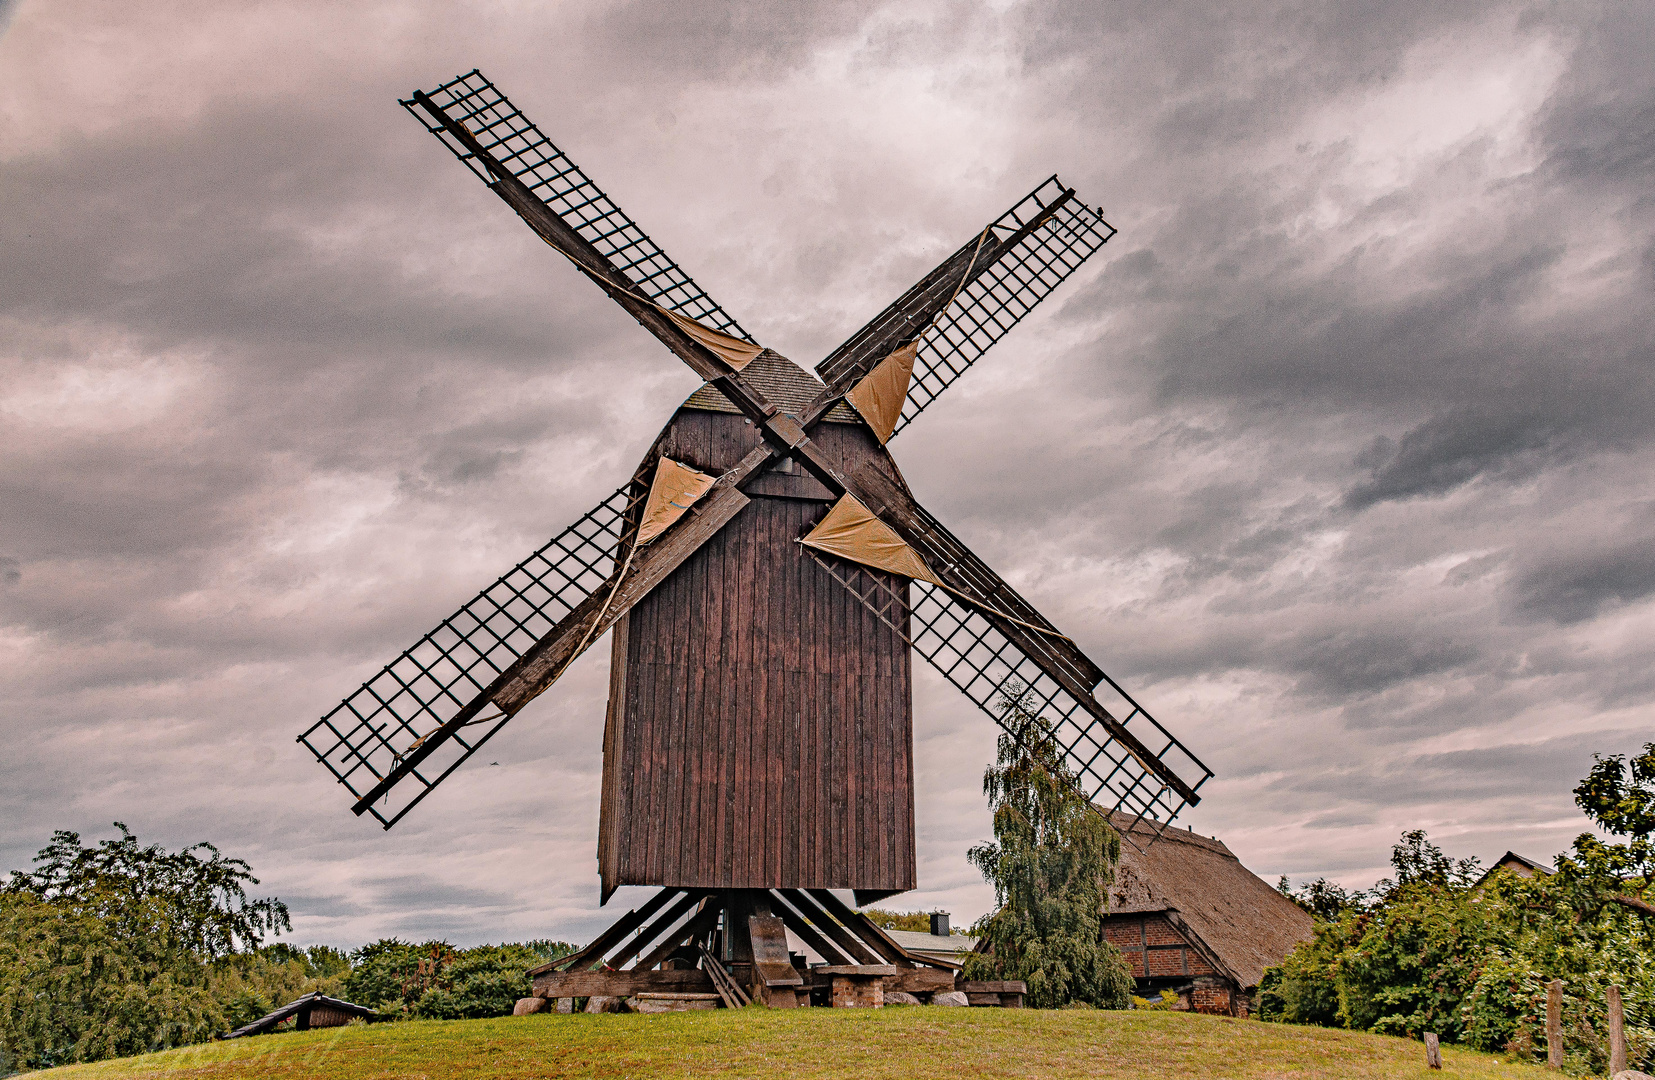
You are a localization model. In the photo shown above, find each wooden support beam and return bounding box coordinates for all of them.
[614,891,707,970]
[530,888,680,976]
[699,947,751,1009]
[637,902,723,971]
[831,898,959,971]
[882,969,958,994]
[805,889,915,967]
[776,889,881,966]
[959,980,1027,993]
[531,968,714,999]
[814,965,901,976]
[770,893,852,967]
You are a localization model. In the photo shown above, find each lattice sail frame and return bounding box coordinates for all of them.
[298,487,639,828]
[402,70,752,341]
[805,550,1211,844]
[885,177,1115,437]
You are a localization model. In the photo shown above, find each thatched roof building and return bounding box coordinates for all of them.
[1103,812,1313,1016]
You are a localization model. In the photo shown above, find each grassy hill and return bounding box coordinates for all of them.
[36,1008,1548,1079]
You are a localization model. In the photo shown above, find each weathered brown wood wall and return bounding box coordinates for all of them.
[598,406,916,897]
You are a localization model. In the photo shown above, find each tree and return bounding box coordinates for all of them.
[1277,875,1369,921]
[1260,747,1655,1073]
[3,822,289,959]
[343,938,576,1019]
[1557,743,1655,920]
[0,824,290,1070]
[1372,830,1481,894]
[961,684,1134,1009]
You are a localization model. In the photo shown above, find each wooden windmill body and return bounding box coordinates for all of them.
[603,356,916,902]
[298,70,1213,1007]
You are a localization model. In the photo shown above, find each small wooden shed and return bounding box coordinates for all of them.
[222,992,378,1038]
[1102,813,1313,1016]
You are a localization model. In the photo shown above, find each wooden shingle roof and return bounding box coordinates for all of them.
[682,350,860,423]
[1106,812,1314,990]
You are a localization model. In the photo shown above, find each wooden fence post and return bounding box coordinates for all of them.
[1425,1032,1442,1070]
[1608,983,1627,1076]
[1547,979,1564,1070]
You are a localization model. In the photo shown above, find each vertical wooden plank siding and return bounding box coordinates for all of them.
[597,410,916,894]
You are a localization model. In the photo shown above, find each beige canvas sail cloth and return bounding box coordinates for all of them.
[662,308,763,372]
[800,494,1075,642]
[798,494,944,585]
[637,457,717,545]
[845,341,917,444]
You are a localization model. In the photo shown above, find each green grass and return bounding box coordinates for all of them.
[35,1009,1549,1079]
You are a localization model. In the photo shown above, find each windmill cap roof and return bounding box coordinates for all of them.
[682,350,860,423]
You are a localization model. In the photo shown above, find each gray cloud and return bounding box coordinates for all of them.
[1345,407,1561,509]
[1510,539,1655,625]
[3,0,1653,941]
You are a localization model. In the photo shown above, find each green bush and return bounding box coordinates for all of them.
[345,939,569,1020]
[1263,744,1655,1074]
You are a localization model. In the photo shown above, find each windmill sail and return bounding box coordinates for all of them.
[403,70,752,341]
[816,176,1116,438]
[806,548,1211,844]
[298,486,638,828]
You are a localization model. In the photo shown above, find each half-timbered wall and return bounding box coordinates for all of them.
[598,408,916,896]
[1103,912,1244,1014]
[1103,912,1218,982]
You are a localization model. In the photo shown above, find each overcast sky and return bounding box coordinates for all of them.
[3,0,1652,948]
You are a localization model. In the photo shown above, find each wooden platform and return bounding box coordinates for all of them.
[524,888,1024,1011]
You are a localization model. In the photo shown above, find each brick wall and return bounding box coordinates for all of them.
[1103,913,1216,980]
[831,976,883,1008]
[1190,978,1233,1016]
[1104,912,1238,1015]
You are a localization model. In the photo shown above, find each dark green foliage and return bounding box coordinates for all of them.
[1277,875,1368,921]
[1256,917,1347,1026]
[0,888,221,1069]
[1377,830,1482,892]
[1555,743,1655,922]
[3,823,290,960]
[961,684,1134,1010]
[1263,747,1655,1074]
[345,939,576,1019]
[0,824,296,1070]
[1575,743,1655,838]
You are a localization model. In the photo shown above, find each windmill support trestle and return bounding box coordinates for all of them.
[523,889,1023,1010]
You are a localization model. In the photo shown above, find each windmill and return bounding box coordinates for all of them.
[298,71,1213,1009]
